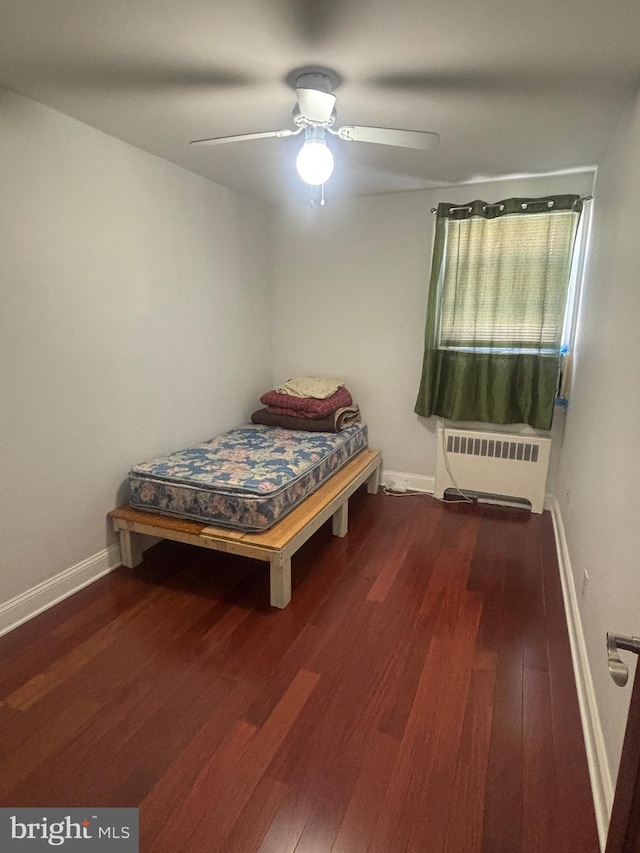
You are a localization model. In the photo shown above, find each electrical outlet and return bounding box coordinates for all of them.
[581,570,589,600]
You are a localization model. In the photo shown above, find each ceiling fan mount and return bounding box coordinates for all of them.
[285,66,342,95]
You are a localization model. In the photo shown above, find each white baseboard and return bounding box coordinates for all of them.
[0,545,122,638]
[551,496,613,851]
[381,468,434,494]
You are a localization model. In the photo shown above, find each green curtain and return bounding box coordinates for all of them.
[414,195,582,431]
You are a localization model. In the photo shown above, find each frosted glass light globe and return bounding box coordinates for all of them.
[296,140,334,185]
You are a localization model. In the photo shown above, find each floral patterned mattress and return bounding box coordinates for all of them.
[128,422,368,532]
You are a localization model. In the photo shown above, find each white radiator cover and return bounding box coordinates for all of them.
[434,426,551,513]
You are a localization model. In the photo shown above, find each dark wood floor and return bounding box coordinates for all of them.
[0,490,600,852]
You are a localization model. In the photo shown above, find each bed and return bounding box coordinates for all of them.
[109,422,381,608]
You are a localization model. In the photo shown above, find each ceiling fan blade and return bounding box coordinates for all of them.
[336,126,440,150]
[296,87,337,123]
[189,128,302,146]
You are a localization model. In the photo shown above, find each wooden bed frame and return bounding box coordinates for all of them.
[108,448,381,609]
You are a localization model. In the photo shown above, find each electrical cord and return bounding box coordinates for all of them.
[382,484,424,497]
[432,419,474,504]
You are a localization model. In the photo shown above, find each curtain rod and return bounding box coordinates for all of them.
[430,195,593,214]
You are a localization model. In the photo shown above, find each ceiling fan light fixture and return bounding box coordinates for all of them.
[296,139,334,185]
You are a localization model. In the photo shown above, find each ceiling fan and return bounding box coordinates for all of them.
[189,67,439,189]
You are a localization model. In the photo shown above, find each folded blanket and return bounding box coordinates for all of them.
[251,406,361,433]
[251,406,360,432]
[260,385,353,418]
[274,376,344,399]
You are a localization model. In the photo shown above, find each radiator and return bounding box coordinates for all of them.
[434,426,551,513]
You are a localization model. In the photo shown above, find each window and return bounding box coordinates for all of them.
[437,208,579,352]
[414,195,585,431]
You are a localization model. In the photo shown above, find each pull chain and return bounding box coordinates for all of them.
[308,185,327,207]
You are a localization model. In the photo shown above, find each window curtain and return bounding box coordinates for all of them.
[414,195,583,431]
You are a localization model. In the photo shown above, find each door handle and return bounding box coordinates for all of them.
[607,632,640,687]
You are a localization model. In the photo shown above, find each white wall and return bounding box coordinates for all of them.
[555,86,640,800]
[270,172,594,481]
[0,87,271,606]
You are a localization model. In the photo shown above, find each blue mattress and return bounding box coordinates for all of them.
[128,422,368,532]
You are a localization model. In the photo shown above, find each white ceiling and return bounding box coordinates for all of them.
[1,0,639,205]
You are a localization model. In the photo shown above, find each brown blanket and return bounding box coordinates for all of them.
[251,405,361,433]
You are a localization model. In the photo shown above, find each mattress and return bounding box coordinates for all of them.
[128,422,368,532]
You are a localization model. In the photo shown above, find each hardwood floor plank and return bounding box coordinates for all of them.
[290,766,360,853]
[267,528,440,785]
[5,579,222,711]
[2,679,153,805]
[254,787,314,853]
[366,528,409,603]
[265,606,389,787]
[5,625,122,711]
[444,651,497,853]
[219,775,290,853]
[139,679,261,848]
[0,697,102,799]
[370,591,483,853]
[2,592,240,784]
[522,667,559,852]
[407,592,484,853]
[152,668,319,851]
[482,511,530,852]
[482,646,524,851]
[331,730,400,853]
[103,670,239,807]
[521,520,549,674]
[144,720,257,851]
[7,663,237,807]
[467,511,509,654]
[0,571,152,695]
[372,543,438,740]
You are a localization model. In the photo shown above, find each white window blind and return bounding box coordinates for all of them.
[437,209,579,351]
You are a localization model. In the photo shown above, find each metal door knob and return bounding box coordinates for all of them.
[607,632,640,687]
